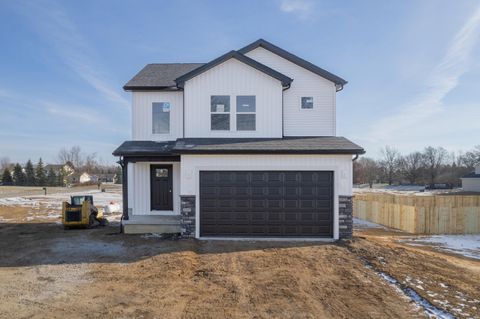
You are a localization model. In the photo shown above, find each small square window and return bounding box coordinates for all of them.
[301,97,313,109]
[155,169,168,178]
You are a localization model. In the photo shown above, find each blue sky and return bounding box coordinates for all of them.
[1,0,480,164]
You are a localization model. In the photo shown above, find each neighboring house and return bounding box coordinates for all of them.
[113,39,364,239]
[461,164,480,192]
[67,172,96,185]
[45,162,75,176]
[96,173,116,183]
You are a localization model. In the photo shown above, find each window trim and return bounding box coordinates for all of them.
[235,95,256,131]
[301,96,314,110]
[210,95,231,131]
[152,102,171,135]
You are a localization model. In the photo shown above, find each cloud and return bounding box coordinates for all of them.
[279,0,315,20]
[361,4,480,147]
[12,0,129,109]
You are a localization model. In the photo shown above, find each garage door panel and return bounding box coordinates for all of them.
[200,171,333,237]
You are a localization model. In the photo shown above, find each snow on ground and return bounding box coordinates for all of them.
[353,217,387,229]
[0,188,123,223]
[403,235,480,260]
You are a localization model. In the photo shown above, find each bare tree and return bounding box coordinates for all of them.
[357,157,379,188]
[0,157,10,171]
[400,152,423,184]
[422,146,449,185]
[460,145,480,169]
[83,153,98,173]
[57,146,83,168]
[380,146,401,185]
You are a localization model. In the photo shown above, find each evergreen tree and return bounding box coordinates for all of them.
[35,158,46,186]
[1,168,13,185]
[115,166,123,184]
[12,163,26,186]
[47,167,57,186]
[25,160,36,186]
[57,167,66,187]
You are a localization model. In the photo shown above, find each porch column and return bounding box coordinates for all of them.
[121,158,129,220]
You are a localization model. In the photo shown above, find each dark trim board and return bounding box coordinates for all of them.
[238,39,347,87]
[175,51,293,88]
[124,155,181,163]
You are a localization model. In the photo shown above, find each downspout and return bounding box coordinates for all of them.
[352,154,359,162]
[282,83,291,137]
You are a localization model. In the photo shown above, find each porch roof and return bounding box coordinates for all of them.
[113,140,177,157]
[113,137,365,157]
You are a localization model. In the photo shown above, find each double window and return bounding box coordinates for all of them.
[152,102,170,134]
[210,95,230,130]
[210,95,256,131]
[236,96,256,131]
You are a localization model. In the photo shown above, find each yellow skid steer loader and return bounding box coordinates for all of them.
[62,195,108,229]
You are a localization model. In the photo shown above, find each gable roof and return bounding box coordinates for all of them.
[123,63,204,91]
[175,51,293,88]
[462,172,480,179]
[238,39,347,88]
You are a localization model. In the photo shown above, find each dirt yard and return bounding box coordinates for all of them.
[0,186,479,319]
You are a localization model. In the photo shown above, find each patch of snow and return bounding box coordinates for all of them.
[353,218,387,229]
[361,258,455,319]
[403,235,480,260]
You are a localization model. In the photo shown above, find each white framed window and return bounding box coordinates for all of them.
[301,97,313,109]
[236,95,256,131]
[152,102,170,134]
[211,95,230,130]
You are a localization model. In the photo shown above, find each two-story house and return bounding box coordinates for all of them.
[113,39,364,240]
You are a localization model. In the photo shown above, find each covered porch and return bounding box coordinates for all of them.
[114,141,184,234]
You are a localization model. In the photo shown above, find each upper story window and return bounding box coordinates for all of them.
[301,97,314,109]
[152,102,170,134]
[211,95,230,130]
[236,96,256,131]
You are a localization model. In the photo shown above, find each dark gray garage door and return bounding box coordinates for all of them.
[200,171,333,237]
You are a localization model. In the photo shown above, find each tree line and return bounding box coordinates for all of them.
[354,145,480,187]
[1,158,66,187]
[1,146,122,187]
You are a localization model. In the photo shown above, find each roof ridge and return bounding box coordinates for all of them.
[175,50,293,88]
[238,39,347,88]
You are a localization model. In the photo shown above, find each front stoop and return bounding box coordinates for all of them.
[122,215,181,234]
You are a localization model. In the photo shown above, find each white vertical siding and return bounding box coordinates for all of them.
[180,154,353,239]
[132,91,183,141]
[184,58,283,138]
[245,47,337,136]
[129,162,180,215]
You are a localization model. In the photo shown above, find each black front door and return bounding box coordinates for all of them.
[150,165,173,211]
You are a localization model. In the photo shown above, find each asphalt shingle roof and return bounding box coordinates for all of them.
[123,63,204,90]
[113,137,365,156]
[462,172,480,178]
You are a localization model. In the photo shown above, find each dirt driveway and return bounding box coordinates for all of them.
[0,190,479,318]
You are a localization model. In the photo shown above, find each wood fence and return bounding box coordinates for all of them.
[353,193,480,234]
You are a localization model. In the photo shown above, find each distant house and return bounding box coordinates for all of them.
[45,162,75,176]
[461,164,480,192]
[96,173,115,183]
[67,172,94,185]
